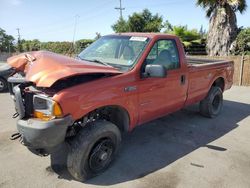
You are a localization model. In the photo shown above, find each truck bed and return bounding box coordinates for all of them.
[186,56,226,65]
[185,56,234,107]
[186,56,233,71]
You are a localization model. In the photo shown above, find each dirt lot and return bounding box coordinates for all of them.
[0,86,250,188]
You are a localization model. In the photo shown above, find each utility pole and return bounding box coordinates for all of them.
[16,28,22,52]
[72,14,79,54]
[72,14,79,45]
[115,0,125,19]
[16,28,21,41]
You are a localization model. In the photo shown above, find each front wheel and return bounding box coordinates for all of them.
[0,77,7,92]
[67,120,121,181]
[199,86,223,118]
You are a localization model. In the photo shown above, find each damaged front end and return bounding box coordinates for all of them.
[7,51,121,156]
[8,75,73,156]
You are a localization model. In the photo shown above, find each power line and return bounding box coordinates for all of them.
[22,0,113,36]
[115,0,125,19]
[126,0,188,9]
[22,3,114,40]
[21,0,114,39]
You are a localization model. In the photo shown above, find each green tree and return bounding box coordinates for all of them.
[0,28,15,53]
[112,9,163,33]
[197,0,247,56]
[112,17,129,33]
[232,27,250,55]
[165,25,203,45]
[20,39,94,55]
[22,39,41,52]
[95,32,102,40]
[164,24,207,55]
[75,39,94,54]
[40,41,73,54]
[163,20,173,33]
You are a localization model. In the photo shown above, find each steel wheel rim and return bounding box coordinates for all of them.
[88,138,114,173]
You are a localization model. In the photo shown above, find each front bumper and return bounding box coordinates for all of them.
[17,115,73,150]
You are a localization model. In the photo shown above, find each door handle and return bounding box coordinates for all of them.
[180,75,186,85]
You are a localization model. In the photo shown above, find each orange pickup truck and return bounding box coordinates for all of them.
[7,33,234,181]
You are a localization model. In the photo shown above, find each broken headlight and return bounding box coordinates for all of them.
[33,95,63,121]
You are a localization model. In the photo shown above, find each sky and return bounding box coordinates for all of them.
[0,0,250,42]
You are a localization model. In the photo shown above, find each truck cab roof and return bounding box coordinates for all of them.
[107,32,178,39]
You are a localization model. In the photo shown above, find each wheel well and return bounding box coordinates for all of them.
[97,105,130,132]
[69,105,130,136]
[212,77,225,91]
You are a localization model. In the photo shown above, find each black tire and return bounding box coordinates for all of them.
[0,77,7,92]
[67,120,121,182]
[199,86,223,118]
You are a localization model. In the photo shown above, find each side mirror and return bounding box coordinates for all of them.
[144,64,166,78]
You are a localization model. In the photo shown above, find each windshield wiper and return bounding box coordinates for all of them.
[86,59,113,67]
[76,57,117,69]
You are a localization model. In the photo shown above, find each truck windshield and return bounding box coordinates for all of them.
[77,35,149,71]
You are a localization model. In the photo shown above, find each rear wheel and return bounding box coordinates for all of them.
[0,78,7,92]
[199,86,223,118]
[67,120,121,181]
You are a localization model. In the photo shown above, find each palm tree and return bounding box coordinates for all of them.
[197,0,247,56]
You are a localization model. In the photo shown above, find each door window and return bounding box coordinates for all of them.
[146,40,180,70]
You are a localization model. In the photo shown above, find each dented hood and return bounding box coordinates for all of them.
[7,51,122,87]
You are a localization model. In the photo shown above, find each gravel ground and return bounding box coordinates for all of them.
[0,86,250,188]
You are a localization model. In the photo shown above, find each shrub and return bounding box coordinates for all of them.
[232,27,250,55]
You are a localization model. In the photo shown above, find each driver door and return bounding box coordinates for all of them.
[138,39,187,124]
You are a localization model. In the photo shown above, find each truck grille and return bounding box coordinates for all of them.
[13,86,25,119]
[8,75,34,119]
[24,92,34,117]
[12,86,34,119]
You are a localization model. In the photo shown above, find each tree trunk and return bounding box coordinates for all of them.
[207,6,238,56]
